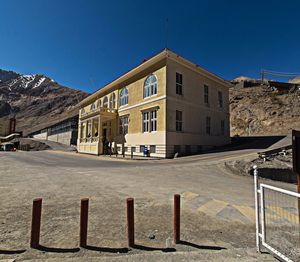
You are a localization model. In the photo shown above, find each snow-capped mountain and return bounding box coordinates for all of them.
[0,69,88,135]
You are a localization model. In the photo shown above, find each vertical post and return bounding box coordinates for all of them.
[126,198,134,247]
[253,165,260,252]
[174,194,181,244]
[292,130,300,224]
[80,198,89,247]
[260,185,266,243]
[30,198,42,248]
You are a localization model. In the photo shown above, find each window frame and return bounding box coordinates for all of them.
[142,111,150,132]
[97,99,101,108]
[176,110,183,132]
[119,115,129,135]
[176,72,183,95]
[218,91,223,108]
[204,84,209,105]
[206,116,211,135]
[120,87,128,106]
[103,96,108,108]
[142,109,158,133]
[143,74,158,98]
[90,103,96,111]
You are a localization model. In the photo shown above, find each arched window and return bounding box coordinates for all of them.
[120,87,128,106]
[90,103,95,111]
[97,99,101,108]
[144,74,157,98]
[103,96,108,108]
[81,108,86,115]
[110,93,116,109]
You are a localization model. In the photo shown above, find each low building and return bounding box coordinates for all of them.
[77,49,231,158]
[29,114,78,146]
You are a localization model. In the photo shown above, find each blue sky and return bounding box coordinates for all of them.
[1,0,300,93]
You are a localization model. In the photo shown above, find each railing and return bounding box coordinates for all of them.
[81,107,117,118]
[254,166,300,262]
[80,137,99,143]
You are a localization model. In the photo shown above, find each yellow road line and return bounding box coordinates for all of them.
[181,191,199,201]
[197,199,228,217]
[267,206,298,224]
[233,205,255,222]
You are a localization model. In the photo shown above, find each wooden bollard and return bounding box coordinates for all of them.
[80,198,89,247]
[174,194,181,244]
[126,198,134,247]
[30,198,42,248]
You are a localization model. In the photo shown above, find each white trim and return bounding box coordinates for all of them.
[118,95,166,112]
[261,184,300,198]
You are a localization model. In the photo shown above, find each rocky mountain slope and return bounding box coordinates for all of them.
[0,69,88,135]
[230,84,300,136]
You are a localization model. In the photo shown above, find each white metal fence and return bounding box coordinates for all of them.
[254,166,300,262]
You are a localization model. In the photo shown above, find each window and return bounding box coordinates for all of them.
[204,85,209,105]
[150,145,156,153]
[90,103,96,111]
[176,110,183,132]
[206,116,211,135]
[110,93,116,108]
[176,72,183,95]
[120,87,128,106]
[103,96,108,108]
[218,91,223,108]
[221,120,225,135]
[81,108,86,115]
[150,110,157,131]
[119,116,129,135]
[144,74,157,98]
[143,112,149,132]
[97,99,101,108]
[140,145,145,153]
[143,110,157,132]
[112,93,116,108]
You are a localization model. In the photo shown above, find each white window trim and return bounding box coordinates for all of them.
[176,72,183,95]
[143,74,158,99]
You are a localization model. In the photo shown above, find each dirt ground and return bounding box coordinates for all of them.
[1,149,294,261]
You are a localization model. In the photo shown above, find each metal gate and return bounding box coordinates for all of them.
[254,166,300,262]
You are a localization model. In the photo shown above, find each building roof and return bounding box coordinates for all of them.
[80,48,232,107]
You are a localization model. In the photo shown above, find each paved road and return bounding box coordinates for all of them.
[1,149,296,223]
[1,149,291,261]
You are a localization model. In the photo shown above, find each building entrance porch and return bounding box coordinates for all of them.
[78,108,117,155]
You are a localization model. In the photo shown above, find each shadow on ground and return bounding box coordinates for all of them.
[179,240,226,250]
[84,245,129,253]
[0,249,26,255]
[133,244,176,252]
[36,245,80,253]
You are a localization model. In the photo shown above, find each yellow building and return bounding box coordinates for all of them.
[77,49,231,158]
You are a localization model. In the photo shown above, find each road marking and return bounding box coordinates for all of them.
[266,206,298,224]
[181,191,199,201]
[197,199,229,217]
[233,205,255,222]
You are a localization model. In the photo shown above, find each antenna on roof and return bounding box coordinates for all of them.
[165,18,169,49]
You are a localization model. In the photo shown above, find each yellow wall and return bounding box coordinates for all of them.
[166,58,230,152]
